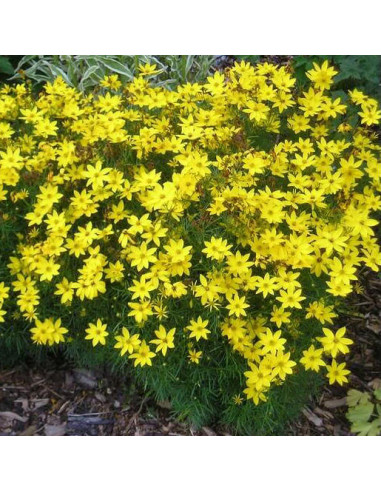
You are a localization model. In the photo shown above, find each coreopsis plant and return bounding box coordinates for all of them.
[0,60,380,433]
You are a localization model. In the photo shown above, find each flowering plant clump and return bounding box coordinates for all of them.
[0,61,380,433]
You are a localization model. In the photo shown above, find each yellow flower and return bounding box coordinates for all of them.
[272,352,296,380]
[150,325,175,356]
[226,294,249,317]
[35,258,60,282]
[276,288,305,309]
[129,341,156,367]
[104,260,125,283]
[85,319,109,347]
[128,277,156,300]
[50,318,69,344]
[244,362,272,392]
[326,360,350,386]
[233,394,243,405]
[188,349,202,364]
[270,306,291,328]
[100,74,121,90]
[186,316,210,341]
[202,236,232,261]
[138,63,161,76]
[358,100,381,126]
[226,251,253,276]
[306,60,338,90]
[54,278,75,304]
[114,327,141,356]
[243,101,270,122]
[256,273,279,298]
[128,242,157,272]
[300,345,325,372]
[317,327,353,358]
[127,300,153,324]
[0,282,10,302]
[258,329,286,355]
[30,319,54,345]
[84,160,110,189]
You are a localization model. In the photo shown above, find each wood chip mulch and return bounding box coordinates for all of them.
[0,365,227,436]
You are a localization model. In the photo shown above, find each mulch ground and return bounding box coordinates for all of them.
[0,365,215,436]
[1,270,380,436]
[0,363,231,436]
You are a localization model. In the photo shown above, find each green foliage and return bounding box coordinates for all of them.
[346,388,381,436]
[0,56,14,75]
[235,55,261,65]
[222,370,323,435]
[10,55,218,90]
[293,55,381,98]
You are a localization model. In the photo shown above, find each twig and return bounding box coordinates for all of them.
[0,385,26,390]
[0,369,18,380]
[30,378,46,388]
[126,396,149,432]
[68,408,130,418]
[45,386,64,399]
[68,411,114,417]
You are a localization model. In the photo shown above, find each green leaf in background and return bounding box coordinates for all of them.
[9,55,219,90]
[347,401,374,424]
[346,389,368,407]
[367,417,381,436]
[334,55,381,84]
[98,58,134,79]
[292,55,381,99]
[346,388,381,436]
[352,416,381,436]
[236,55,261,64]
[351,420,373,436]
[0,55,14,75]
[374,389,381,401]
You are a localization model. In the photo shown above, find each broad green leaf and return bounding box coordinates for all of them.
[99,58,133,79]
[13,55,37,72]
[331,90,349,103]
[366,418,381,436]
[374,389,381,401]
[0,56,14,75]
[293,56,309,68]
[80,65,101,84]
[236,55,260,65]
[352,417,381,436]
[351,420,373,436]
[185,55,195,75]
[347,389,366,407]
[41,61,73,86]
[347,401,374,423]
